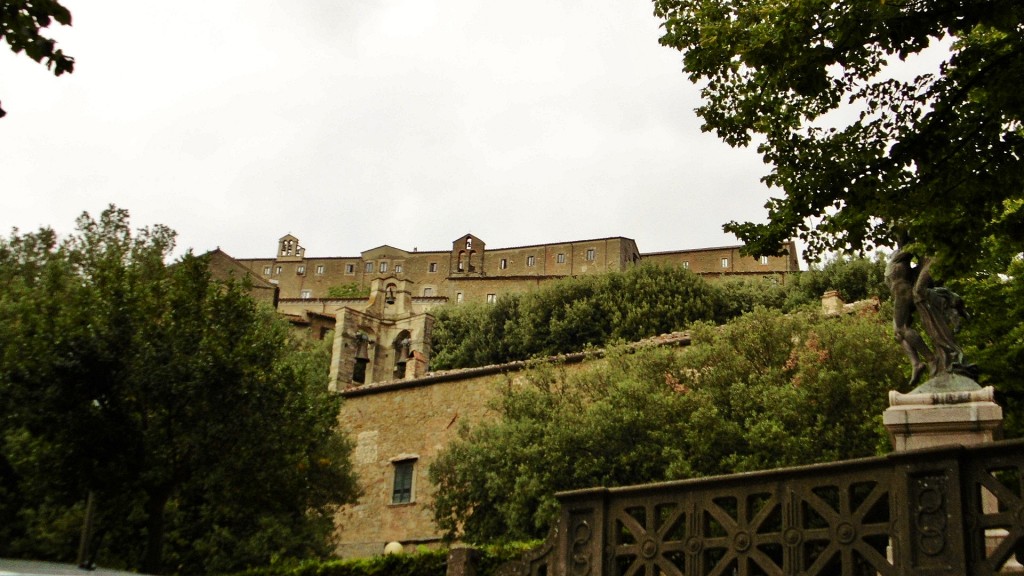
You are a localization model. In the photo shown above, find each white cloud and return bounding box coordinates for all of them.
[1,0,774,260]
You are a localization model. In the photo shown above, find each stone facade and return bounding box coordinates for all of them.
[329,278,434,391]
[233,233,798,305]
[332,354,596,557]
[641,244,799,280]
[332,334,691,558]
[219,233,799,389]
[204,248,279,306]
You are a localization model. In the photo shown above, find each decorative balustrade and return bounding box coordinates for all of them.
[503,439,1024,576]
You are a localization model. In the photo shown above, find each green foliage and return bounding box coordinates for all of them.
[429,307,906,543]
[430,264,718,369]
[949,255,1024,436]
[472,541,545,576]
[1,0,75,117]
[326,283,370,298]
[654,0,1024,271]
[782,255,891,307]
[229,548,448,576]
[0,207,358,574]
[227,543,535,576]
[431,258,891,370]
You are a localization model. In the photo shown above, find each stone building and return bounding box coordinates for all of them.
[332,333,693,557]
[223,233,798,390]
[233,233,799,307]
[209,233,798,557]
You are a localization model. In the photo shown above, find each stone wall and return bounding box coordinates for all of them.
[333,369,508,557]
[233,233,783,304]
[332,356,596,557]
[641,240,799,280]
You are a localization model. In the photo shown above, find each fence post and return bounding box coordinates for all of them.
[554,488,608,576]
[890,448,969,575]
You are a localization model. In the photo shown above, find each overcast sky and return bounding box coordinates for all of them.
[1,1,781,260]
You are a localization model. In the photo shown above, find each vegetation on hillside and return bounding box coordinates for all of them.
[0,207,358,574]
[430,306,907,543]
[430,256,890,370]
[950,254,1024,435]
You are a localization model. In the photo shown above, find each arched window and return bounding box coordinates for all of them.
[393,331,412,379]
[352,332,371,384]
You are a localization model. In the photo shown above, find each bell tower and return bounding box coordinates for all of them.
[451,234,485,276]
[328,277,433,391]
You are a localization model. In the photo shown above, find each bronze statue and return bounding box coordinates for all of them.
[885,246,975,386]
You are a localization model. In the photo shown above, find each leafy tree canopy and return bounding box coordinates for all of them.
[430,307,906,542]
[0,207,357,574]
[654,0,1024,271]
[431,258,890,370]
[949,254,1024,435]
[429,264,718,370]
[1,0,74,117]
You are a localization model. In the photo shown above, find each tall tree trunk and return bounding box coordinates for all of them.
[141,486,171,574]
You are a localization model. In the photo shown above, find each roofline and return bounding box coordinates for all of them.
[339,332,691,398]
[236,237,641,261]
[641,240,796,257]
[493,236,637,251]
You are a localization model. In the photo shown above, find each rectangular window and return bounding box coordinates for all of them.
[296,265,305,275]
[721,258,729,268]
[394,264,403,274]
[428,263,437,273]
[682,261,690,269]
[365,262,373,273]
[527,255,536,267]
[556,253,566,263]
[263,265,271,275]
[300,289,312,299]
[585,248,596,261]
[486,294,496,303]
[379,262,388,273]
[346,264,355,274]
[275,265,282,275]
[456,292,464,303]
[423,288,433,297]
[760,256,769,265]
[392,460,415,504]
[500,258,508,270]
[316,264,325,274]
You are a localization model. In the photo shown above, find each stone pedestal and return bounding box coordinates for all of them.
[884,373,1002,451]
[884,373,1018,572]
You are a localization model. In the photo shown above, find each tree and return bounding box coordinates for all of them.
[0,207,357,574]
[429,307,906,543]
[949,254,1024,435]
[1,0,74,117]
[430,264,718,370]
[654,0,1024,271]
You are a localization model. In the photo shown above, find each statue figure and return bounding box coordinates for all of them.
[885,246,975,386]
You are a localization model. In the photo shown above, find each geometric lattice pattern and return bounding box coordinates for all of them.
[609,471,893,576]
[964,450,1024,575]
[506,439,1024,576]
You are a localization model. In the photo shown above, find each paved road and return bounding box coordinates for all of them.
[0,559,146,576]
